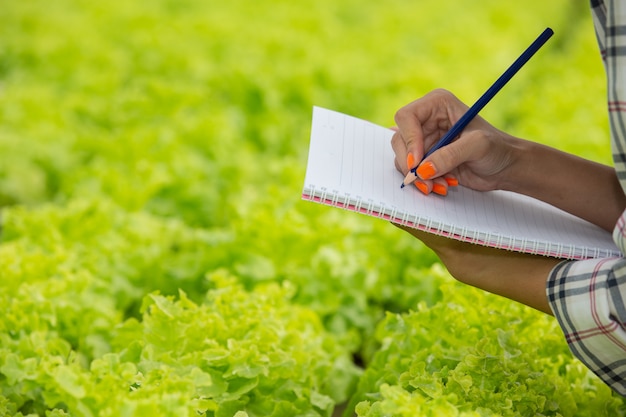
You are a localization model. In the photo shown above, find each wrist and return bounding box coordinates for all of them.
[496,136,537,193]
[492,137,624,231]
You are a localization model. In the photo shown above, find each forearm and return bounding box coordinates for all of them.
[437,243,561,315]
[500,138,626,232]
[399,225,560,314]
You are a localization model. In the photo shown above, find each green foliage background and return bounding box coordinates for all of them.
[0,0,624,416]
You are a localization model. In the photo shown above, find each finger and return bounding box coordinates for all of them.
[413,179,433,195]
[414,164,458,190]
[394,104,426,165]
[391,131,409,174]
[394,89,466,170]
[444,174,459,187]
[432,177,449,196]
[417,130,490,180]
[395,89,474,178]
[394,155,402,173]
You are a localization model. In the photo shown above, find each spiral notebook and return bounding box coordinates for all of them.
[302,106,622,260]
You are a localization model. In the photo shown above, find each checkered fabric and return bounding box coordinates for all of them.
[546,0,626,396]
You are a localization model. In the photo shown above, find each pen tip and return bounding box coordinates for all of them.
[400,183,405,189]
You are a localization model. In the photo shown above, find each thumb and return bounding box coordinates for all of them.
[416,131,489,180]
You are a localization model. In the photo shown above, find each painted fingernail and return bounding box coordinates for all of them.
[417,161,437,179]
[414,181,430,195]
[433,183,448,196]
[406,153,415,170]
[444,176,459,187]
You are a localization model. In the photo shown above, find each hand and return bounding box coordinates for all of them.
[391,89,520,195]
[391,89,625,231]
[389,89,624,314]
[394,223,560,314]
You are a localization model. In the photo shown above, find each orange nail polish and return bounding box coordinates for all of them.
[406,153,415,170]
[417,161,437,179]
[414,181,430,195]
[445,176,459,187]
[433,183,448,196]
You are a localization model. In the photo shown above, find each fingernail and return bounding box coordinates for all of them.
[417,161,437,179]
[444,176,459,187]
[433,183,448,196]
[406,153,415,170]
[414,181,430,195]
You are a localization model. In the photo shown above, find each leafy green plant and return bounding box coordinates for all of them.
[0,269,359,416]
[349,279,625,417]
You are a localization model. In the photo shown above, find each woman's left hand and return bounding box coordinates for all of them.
[395,223,561,314]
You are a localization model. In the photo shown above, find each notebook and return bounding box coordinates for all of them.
[302,106,622,260]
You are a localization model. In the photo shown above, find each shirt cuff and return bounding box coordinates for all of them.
[546,257,626,396]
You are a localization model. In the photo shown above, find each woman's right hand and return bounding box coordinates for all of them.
[391,89,625,232]
[391,89,522,195]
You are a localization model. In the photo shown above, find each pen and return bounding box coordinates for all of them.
[401,27,554,188]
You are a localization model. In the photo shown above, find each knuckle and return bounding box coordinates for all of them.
[391,130,411,148]
[394,106,410,125]
[431,88,448,96]
[431,88,454,100]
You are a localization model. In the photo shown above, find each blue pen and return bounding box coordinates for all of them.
[401,27,554,189]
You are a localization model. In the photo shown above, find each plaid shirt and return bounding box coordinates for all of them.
[546,0,626,396]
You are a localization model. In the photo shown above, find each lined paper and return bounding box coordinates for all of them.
[302,106,621,260]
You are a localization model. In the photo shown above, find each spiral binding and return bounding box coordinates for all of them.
[302,186,621,261]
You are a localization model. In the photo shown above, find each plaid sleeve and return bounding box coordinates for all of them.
[547,256,626,395]
[547,0,626,396]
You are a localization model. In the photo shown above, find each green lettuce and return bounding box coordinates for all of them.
[0,270,359,416]
[1,0,624,415]
[348,278,625,416]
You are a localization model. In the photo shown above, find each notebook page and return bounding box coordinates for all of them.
[302,106,621,260]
